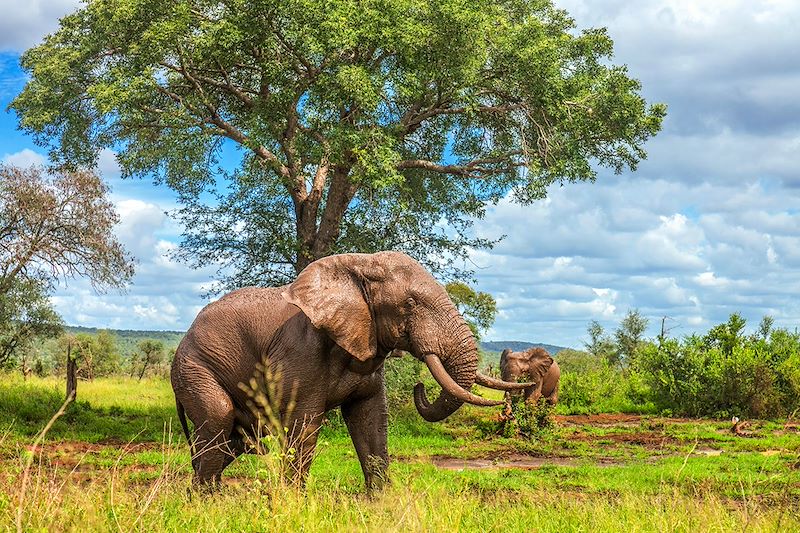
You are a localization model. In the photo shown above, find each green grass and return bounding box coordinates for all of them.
[1,373,799,531]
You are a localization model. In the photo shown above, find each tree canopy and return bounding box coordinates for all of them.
[12,0,665,287]
[0,165,134,366]
[445,281,496,339]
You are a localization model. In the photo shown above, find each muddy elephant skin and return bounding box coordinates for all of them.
[500,347,561,406]
[171,251,522,489]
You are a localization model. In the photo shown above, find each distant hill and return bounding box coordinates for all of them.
[63,328,568,362]
[479,340,570,370]
[480,340,568,355]
[65,326,185,357]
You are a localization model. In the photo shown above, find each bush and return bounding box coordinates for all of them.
[636,317,800,418]
[501,397,554,439]
[557,360,654,415]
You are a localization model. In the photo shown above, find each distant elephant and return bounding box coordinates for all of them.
[500,347,561,406]
[171,251,527,489]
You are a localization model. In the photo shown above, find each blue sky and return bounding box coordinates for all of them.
[2,0,800,347]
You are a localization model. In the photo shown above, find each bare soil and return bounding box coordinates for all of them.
[430,453,619,470]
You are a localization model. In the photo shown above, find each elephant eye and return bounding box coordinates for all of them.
[406,297,416,307]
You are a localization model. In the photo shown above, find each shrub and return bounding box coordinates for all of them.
[556,360,654,415]
[636,317,800,418]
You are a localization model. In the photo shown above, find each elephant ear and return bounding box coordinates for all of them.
[281,254,378,362]
[526,349,554,379]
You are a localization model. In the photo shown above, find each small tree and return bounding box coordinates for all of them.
[445,282,497,340]
[758,315,774,341]
[0,165,134,294]
[133,339,165,380]
[0,278,63,368]
[585,320,616,366]
[614,309,649,367]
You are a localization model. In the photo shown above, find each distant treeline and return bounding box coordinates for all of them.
[65,326,184,358]
[479,341,568,355]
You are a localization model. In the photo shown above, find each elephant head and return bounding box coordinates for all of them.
[282,251,525,422]
[500,347,554,387]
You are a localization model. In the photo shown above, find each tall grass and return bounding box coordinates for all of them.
[4,465,796,532]
[2,374,799,531]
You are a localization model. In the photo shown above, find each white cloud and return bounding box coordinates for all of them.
[2,148,46,167]
[0,0,81,51]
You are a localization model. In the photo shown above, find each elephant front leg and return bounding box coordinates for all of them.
[283,411,324,487]
[341,388,389,492]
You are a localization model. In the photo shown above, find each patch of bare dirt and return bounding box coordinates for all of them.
[429,453,619,471]
[568,429,680,449]
[23,441,161,469]
[554,414,644,427]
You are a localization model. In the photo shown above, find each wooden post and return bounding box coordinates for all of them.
[66,341,77,402]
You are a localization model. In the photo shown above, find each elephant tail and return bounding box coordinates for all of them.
[175,400,192,451]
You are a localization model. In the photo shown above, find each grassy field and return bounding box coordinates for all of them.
[1,374,799,531]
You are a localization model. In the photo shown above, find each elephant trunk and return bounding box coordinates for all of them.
[413,316,498,422]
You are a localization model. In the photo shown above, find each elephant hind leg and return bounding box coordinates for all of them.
[177,370,241,487]
[547,381,560,406]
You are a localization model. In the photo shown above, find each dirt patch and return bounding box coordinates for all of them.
[430,453,618,471]
[23,441,161,469]
[569,429,680,449]
[555,414,643,427]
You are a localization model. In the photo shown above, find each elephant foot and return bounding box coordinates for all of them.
[363,454,390,494]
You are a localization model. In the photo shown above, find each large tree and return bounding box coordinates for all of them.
[0,165,134,364]
[0,165,134,294]
[12,0,664,287]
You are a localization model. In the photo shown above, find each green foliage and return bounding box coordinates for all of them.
[445,282,497,339]
[636,314,800,418]
[383,354,424,414]
[584,320,617,366]
[56,331,122,379]
[12,0,664,287]
[500,396,554,439]
[132,339,166,380]
[0,278,63,368]
[553,348,605,374]
[557,359,654,415]
[614,309,649,366]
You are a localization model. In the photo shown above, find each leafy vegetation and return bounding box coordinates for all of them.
[12,0,664,287]
[1,375,797,531]
[0,165,134,370]
[552,312,800,419]
[637,314,800,418]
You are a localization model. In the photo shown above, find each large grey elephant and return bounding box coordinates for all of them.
[500,347,561,406]
[171,251,527,489]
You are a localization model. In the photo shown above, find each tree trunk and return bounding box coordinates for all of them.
[292,163,356,274]
[66,342,77,402]
[138,360,148,381]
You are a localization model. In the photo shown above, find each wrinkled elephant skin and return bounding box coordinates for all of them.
[171,251,519,490]
[500,347,561,406]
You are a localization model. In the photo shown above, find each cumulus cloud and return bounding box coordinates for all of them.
[0,0,81,52]
[3,1,800,346]
[2,148,46,167]
[472,174,800,346]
